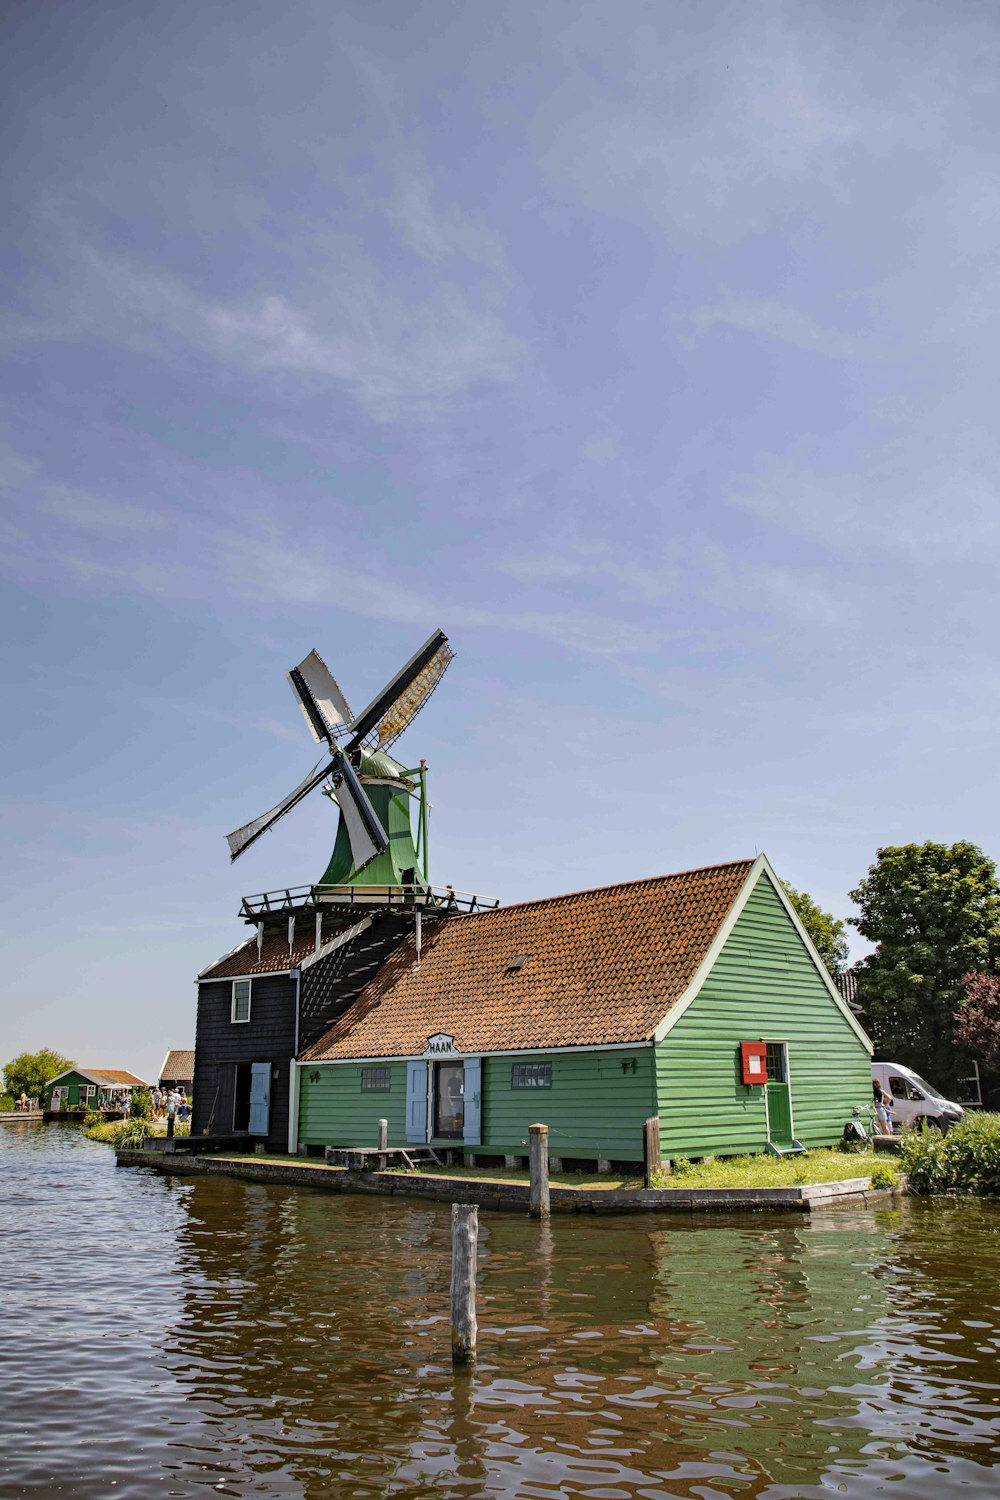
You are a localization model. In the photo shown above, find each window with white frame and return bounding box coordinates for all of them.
[78,1084,95,1102]
[231,979,252,1023]
[361,1067,391,1092]
[511,1062,552,1089]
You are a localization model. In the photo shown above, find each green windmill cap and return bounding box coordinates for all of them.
[357,747,412,783]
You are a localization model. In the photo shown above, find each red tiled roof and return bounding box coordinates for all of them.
[303,860,754,1060]
[159,1050,194,1080]
[85,1069,147,1087]
[200,912,362,979]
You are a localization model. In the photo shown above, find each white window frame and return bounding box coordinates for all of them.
[231,979,252,1024]
[78,1084,95,1102]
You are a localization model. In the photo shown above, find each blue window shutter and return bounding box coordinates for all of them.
[249,1062,271,1136]
[463,1057,481,1145]
[406,1060,428,1142]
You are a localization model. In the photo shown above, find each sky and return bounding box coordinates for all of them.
[2,0,999,1082]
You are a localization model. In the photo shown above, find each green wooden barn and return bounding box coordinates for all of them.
[293,856,873,1165]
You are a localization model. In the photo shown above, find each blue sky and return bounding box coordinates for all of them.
[3,1,999,1081]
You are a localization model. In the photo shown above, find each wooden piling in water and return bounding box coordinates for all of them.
[377,1117,388,1170]
[643,1116,662,1188]
[450,1203,478,1364]
[529,1123,550,1219]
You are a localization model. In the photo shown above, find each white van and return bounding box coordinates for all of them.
[872,1061,965,1133]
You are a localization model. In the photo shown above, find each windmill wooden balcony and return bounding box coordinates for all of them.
[239,882,498,923]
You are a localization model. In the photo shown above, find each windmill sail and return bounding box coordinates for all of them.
[347,629,454,752]
[226,758,332,862]
[288,650,353,745]
[328,752,390,871]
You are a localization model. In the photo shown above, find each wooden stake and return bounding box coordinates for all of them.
[377,1117,388,1170]
[450,1203,478,1365]
[643,1116,662,1188]
[529,1123,550,1218]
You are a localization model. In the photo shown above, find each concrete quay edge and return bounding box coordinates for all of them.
[114,1150,894,1214]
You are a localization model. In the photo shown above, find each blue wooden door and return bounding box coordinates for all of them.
[406,1061,428,1142]
[463,1057,482,1145]
[248,1062,271,1136]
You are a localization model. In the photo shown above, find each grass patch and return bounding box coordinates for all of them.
[651,1148,881,1190]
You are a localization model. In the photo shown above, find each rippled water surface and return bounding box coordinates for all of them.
[2,1125,1000,1498]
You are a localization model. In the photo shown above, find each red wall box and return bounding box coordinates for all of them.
[740,1041,767,1085]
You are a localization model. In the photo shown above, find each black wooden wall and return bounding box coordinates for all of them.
[192,972,297,1146]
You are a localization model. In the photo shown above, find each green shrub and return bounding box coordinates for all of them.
[83,1110,103,1129]
[902,1111,1000,1196]
[668,1156,694,1177]
[869,1161,898,1190]
[130,1085,152,1122]
[0,1094,14,1112]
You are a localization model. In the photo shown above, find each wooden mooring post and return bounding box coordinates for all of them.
[450,1203,478,1365]
[377,1117,388,1170]
[529,1123,550,1219]
[643,1116,662,1188]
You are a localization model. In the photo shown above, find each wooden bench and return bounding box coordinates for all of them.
[324,1144,442,1171]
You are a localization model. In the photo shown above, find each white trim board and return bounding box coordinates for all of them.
[299,917,373,971]
[653,854,873,1051]
[198,969,296,984]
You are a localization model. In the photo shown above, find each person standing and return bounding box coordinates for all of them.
[165,1088,177,1139]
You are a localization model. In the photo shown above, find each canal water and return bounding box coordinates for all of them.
[2,1126,999,1499]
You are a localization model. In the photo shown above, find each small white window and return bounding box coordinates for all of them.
[232,979,252,1023]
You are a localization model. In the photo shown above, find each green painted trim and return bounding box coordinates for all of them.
[301,1039,655,1065]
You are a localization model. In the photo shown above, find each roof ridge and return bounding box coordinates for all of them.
[450,857,757,919]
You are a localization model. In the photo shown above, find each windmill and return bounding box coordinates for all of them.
[226,630,454,891]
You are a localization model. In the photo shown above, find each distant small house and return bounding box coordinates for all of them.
[46,1068,146,1111]
[158,1050,195,1094]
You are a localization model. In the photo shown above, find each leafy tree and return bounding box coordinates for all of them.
[849,842,1000,1088]
[781,883,850,975]
[2,1048,75,1101]
[955,975,1000,1073]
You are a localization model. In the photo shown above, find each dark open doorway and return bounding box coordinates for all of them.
[233,1063,252,1132]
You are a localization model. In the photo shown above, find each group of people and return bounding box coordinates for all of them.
[96,1091,135,1114]
[151,1086,191,1137]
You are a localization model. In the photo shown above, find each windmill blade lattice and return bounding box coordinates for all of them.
[226,758,332,862]
[346,631,454,752]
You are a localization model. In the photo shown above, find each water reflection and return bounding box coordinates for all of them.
[3,1126,1000,1499]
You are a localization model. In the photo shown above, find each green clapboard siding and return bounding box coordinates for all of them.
[298,1063,407,1146]
[479,1050,654,1161]
[655,871,871,1157]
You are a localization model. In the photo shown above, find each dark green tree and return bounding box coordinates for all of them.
[849,842,1000,1088]
[781,883,850,975]
[2,1047,75,1101]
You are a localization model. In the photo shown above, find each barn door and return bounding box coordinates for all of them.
[406,1060,428,1142]
[248,1062,271,1137]
[765,1043,793,1149]
[463,1057,482,1146]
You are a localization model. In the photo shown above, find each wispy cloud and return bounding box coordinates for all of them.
[498,547,678,603]
[676,298,860,359]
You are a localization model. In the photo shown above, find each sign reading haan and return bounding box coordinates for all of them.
[424,1033,459,1058]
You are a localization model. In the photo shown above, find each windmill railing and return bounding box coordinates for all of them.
[239,883,499,920]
